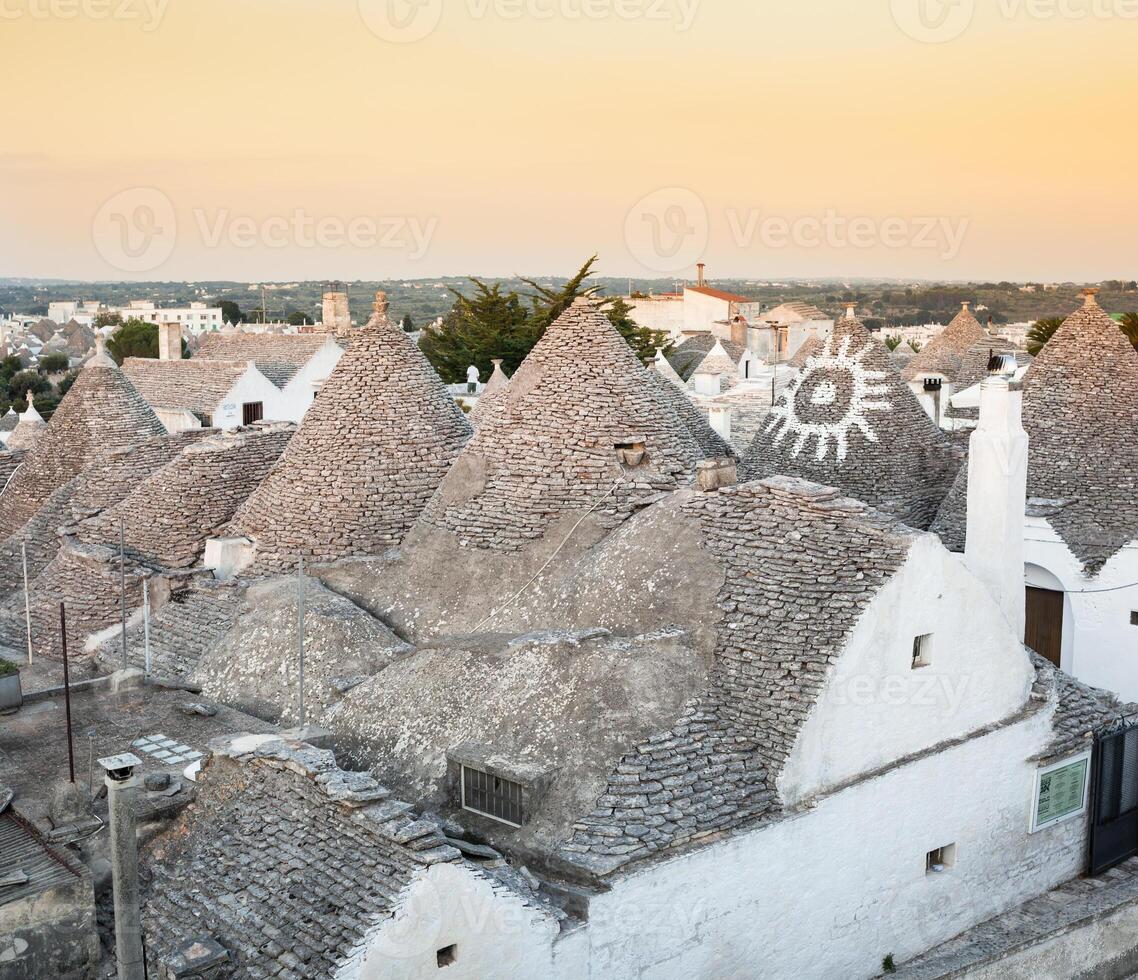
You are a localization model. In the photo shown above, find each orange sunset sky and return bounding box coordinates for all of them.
[2,0,1135,282]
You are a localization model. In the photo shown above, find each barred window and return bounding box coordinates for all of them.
[461,765,524,827]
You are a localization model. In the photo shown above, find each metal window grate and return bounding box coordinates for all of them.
[242,402,264,426]
[461,766,524,827]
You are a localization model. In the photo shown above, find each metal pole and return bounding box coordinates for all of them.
[119,520,128,670]
[297,556,306,729]
[60,603,75,784]
[142,580,151,677]
[21,541,32,665]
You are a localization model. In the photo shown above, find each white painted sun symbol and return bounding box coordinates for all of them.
[765,335,892,462]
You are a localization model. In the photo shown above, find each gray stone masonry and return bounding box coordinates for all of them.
[744,312,962,530]
[229,296,471,572]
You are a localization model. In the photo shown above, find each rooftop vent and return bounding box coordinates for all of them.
[987,352,1018,378]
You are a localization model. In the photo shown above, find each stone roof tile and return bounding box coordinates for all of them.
[743,309,961,530]
[229,294,471,572]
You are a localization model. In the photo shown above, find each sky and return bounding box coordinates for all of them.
[2,0,1136,283]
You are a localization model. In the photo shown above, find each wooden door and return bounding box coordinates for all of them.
[1026,586,1064,667]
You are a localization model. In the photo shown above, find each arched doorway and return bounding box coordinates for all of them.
[1025,563,1066,668]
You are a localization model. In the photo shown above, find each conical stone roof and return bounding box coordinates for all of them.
[903,302,986,382]
[975,291,1137,569]
[0,337,166,538]
[933,292,1138,569]
[228,293,472,572]
[652,347,686,388]
[6,393,46,452]
[789,335,824,369]
[743,307,961,530]
[418,298,708,551]
[689,340,740,390]
[470,359,510,426]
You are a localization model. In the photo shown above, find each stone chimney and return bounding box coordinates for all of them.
[157,321,182,361]
[322,284,352,336]
[1082,287,1100,307]
[696,263,707,287]
[965,368,1028,641]
[845,303,856,319]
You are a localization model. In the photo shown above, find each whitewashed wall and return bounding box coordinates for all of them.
[683,291,732,334]
[1025,518,1138,701]
[781,535,1035,804]
[337,862,569,980]
[579,706,1086,980]
[209,365,287,429]
[278,339,344,422]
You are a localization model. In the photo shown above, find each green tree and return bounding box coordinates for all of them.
[1026,317,1065,356]
[38,352,70,373]
[421,256,672,382]
[884,335,903,352]
[95,311,122,329]
[287,310,313,326]
[213,299,246,325]
[1119,312,1138,349]
[107,318,160,364]
[55,369,79,402]
[8,369,51,403]
[401,314,415,333]
[908,340,923,354]
[605,296,672,362]
[420,280,539,383]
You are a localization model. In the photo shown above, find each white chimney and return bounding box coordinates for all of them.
[158,322,182,361]
[965,371,1028,641]
[708,406,732,441]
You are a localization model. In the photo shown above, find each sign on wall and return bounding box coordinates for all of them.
[1031,752,1090,833]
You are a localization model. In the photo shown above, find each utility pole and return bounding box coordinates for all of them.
[119,520,128,670]
[21,541,32,665]
[99,753,145,980]
[60,603,75,784]
[297,556,306,729]
[142,579,151,676]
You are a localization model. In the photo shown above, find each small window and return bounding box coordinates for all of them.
[1131,611,1138,627]
[912,634,933,669]
[615,439,647,468]
[926,843,956,874]
[461,765,524,827]
[242,402,264,426]
[437,945,457,968]
[923,377,942,391]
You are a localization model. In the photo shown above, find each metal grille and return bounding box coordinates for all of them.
[1090,719,1138,874]
[242,401,264,426]
[461,766,524,826]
